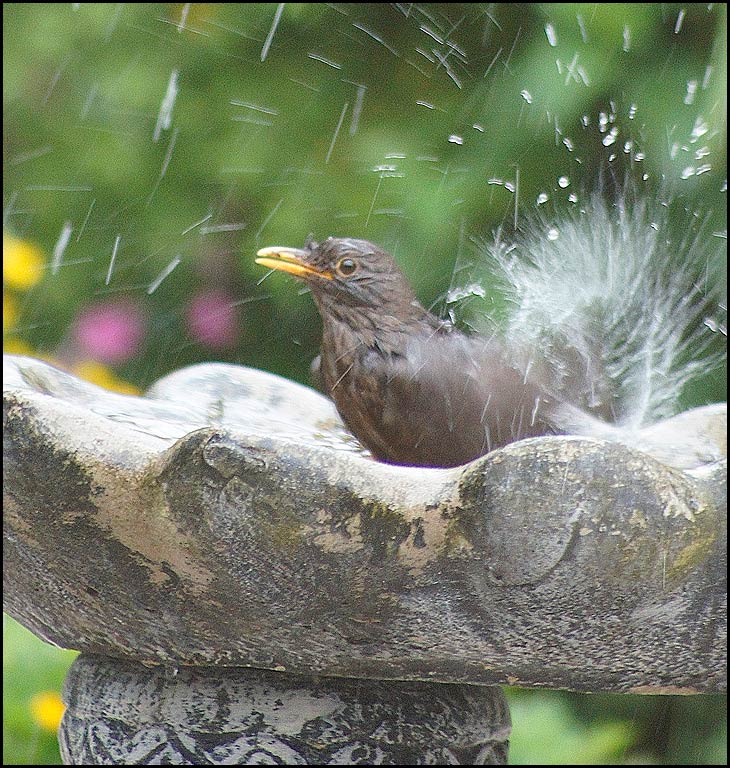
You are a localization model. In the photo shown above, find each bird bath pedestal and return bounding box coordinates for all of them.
[3,354,726,765]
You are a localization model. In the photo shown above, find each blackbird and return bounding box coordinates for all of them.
[256,237,571,468]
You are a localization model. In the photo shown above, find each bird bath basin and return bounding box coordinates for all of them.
[3,354,726,764]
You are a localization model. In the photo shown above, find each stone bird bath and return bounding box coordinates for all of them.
[3,354,726,764]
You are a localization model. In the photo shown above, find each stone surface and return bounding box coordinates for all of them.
[59,654,509,765]
[3,354,727,693]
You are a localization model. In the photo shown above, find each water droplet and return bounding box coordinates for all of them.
[557,176,570,188]
[447,283,486,303]
[536,192,549,205]
[628,103,638,120]
[568,193,578,203]
[562,137,574,151]
[684,80,698,106]
[520,90,533,104]
[547,228,560,241]
[623,140,633,154]
[448,134,464,145]
[602,127,619,147]
[674,8,686,34]
[622,25,631,52]
[545,23,558,47]
[702,65,713,90]
[696,164,712,175]
[680,166,696,180]
[704,317,726,334]
[472,123,485,132]
[690,117,709,142]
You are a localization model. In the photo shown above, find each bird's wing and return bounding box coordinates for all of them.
[362,333,554,467]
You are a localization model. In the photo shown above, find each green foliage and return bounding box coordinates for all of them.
[4,3,726,385]
[506,688,727,764]
[507,690,636,764]
[3,617,77,766]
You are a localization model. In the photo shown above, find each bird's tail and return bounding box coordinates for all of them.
[463,194,726,434]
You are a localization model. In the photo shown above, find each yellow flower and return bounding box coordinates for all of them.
[74,360,142,395]
[3,233,45,290]
[3,337,34,356]
[29,690,65,733]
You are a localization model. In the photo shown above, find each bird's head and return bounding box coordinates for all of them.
[256,237,425,321]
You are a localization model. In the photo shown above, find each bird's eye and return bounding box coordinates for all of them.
[335,257,358,277]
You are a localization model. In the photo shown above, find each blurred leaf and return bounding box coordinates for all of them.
[3,616,77,766]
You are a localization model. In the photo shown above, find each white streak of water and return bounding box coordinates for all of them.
[51,222,73,275]
[326,103,349,164]
[261,3,285,62]
[147,256,181,294]
[105,234,121,285]
[153,69,179,142]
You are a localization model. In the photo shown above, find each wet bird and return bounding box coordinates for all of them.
[256,237,569,468]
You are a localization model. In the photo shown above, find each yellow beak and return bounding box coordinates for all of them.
[255,247,333,280]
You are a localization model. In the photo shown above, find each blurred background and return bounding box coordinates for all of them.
[3,3,726,764]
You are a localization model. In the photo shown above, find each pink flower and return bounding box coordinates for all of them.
[186,290,240,350]
[73,299,145,364]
